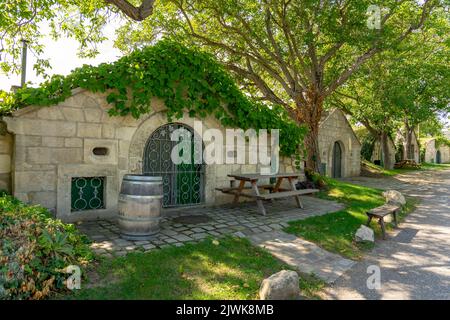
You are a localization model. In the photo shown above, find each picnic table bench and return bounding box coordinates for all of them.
[216,173,319,216]
[366,204,401,239]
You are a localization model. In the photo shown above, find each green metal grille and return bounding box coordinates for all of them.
[71,177,105,212]
[143,123,205,208]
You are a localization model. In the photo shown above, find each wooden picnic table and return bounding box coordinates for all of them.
[216,173,319,216]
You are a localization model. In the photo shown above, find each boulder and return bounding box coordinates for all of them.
[259,270,300,300]
[355,225,374,242]
[382,190,406,206]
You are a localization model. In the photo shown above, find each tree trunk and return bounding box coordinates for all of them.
[304,122,321,173]
[296,91,323,174]
[380,132,392,170]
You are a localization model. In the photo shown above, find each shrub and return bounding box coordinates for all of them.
[302,168,327,189]
[0,195,93,300]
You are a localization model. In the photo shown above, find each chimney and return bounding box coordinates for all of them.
[20,39,28,87]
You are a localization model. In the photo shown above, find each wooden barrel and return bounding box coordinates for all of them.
[118,175,163,240]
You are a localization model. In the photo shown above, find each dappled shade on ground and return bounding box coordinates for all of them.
[67,237,323,300]
[284,178,417,260]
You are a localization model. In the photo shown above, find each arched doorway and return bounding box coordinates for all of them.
[436,150,442,164]
[395,144,404,163]
[143,123,205,207]
[332,141,342,178]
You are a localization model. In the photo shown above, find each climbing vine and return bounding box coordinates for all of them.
[0,39,306,157]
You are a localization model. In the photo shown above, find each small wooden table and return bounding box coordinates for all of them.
[216,173,319,215]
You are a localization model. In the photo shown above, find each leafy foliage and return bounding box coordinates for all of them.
[0,0,112,75]
[114,0,442,171]
[0,40,306,157]
[0,195,93,300]
[435,136,450,148]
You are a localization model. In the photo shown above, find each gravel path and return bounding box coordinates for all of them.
[323,169,450,300]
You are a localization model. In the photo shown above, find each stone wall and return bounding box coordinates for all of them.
[0,122,12,192]
[318,109,361,177]
[424,139,450,163]
[4,89,298,222]
[424,139,437,163]
[438,145,450,163]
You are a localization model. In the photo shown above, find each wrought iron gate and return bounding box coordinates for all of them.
[143,123,205,207]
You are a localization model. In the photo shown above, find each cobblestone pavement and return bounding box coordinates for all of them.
[77,196,344,257]
[323,169,450,299]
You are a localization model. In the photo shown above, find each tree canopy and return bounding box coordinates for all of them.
[1,0,448,171]
[111,0,443,170]
[0,0,157,75]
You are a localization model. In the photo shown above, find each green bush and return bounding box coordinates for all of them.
[304,168,327,189]
[0,196,93,300]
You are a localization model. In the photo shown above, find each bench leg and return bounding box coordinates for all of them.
[379,218,387,240]
[233,180,246,205]
[393,210,398,228]
[273,177,283,193]
[288,177,303,209]
[251,181,266,216]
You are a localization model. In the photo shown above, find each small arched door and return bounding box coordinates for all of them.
[143,123,205,207]
[436,150,442,164]
[332,142,342,178]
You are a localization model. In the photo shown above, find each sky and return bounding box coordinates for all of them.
[0,23,123,91]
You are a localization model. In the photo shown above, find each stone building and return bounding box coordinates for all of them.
[317,109,361,178]
[0,123,12,192]
[424,138,450,163]
[0,89,363,222]
[371,136,396,169]
[0,88,299,222]
[395,129,420,163]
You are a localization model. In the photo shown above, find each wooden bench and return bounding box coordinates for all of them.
[366,204,401,239]
[257,189,319,200]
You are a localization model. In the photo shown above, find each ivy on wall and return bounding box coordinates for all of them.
[0,40,306,157]
[435,137,450,149]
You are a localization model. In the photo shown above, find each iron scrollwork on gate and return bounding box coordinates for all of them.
[143,123,205,207]
[71,177,105,211]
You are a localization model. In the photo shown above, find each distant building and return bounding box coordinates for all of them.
[424,138,450,164]
[371,136,396,169]
[395,129,420,163]
[318,109,361,178]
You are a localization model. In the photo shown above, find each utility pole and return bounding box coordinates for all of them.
[20,39,28,87]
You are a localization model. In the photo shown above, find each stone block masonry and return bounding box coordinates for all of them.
[3,89,300,222]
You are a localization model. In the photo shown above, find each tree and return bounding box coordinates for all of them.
[0,0,156,75]
[332,10,449,167]
[113,0,440,171]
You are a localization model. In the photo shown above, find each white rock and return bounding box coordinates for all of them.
[355,225,374,242]
[259,270,300,300]
[382,190,406,206]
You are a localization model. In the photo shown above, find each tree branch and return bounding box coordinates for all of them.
[324,0,435,97]
[105,0,155,21]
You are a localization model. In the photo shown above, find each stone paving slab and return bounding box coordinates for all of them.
[76,196,344,256]
[248,231,356,284]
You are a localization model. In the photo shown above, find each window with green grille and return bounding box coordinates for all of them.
[71,177,105,212]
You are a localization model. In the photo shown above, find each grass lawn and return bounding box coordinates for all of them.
[64,237,325,300]
[284,178,418,260]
